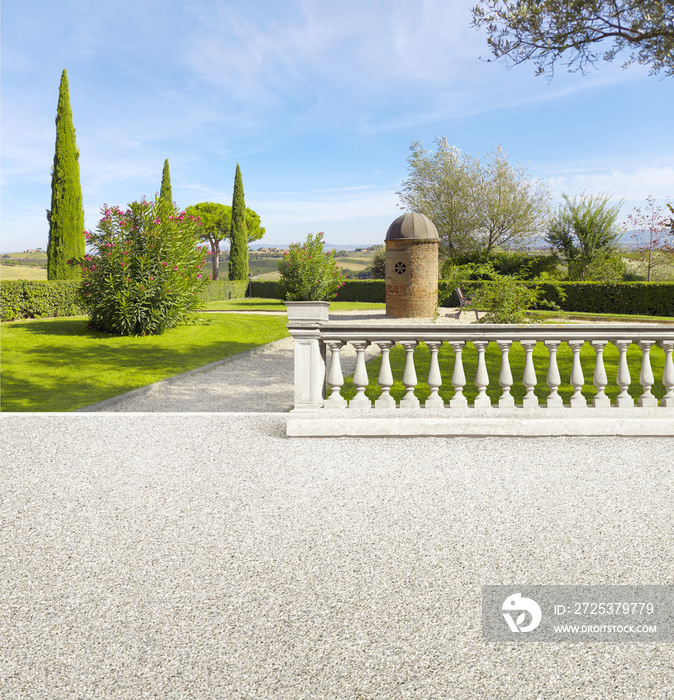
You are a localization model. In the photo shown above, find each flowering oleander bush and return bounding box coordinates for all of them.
[68,197,208,335]
[277,232,346,301]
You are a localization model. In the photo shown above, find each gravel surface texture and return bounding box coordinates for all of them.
[4,310,673,698]
[2,413,673,699]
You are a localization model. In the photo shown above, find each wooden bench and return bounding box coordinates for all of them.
[456,287,479,321]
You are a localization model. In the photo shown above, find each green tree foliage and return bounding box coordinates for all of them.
[467,273,553,324]
[186,201,265,281]
[472,0,674,78]
[398,139,481,259]
[278,233,346,301]
[185,202,228,281]
[438,261,565,322]
[442,250,559,279]
[68,198,208,335]
[160,159,173,206]
[476,145,551,253]
[398,139,550,261]
[228,163,249,281]
[545,193,624,280]
[368,245,386,279]
[47,69,84,280]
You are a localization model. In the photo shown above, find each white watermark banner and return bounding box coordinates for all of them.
[482,586,674,643]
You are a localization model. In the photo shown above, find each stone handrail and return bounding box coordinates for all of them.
[286,312,674,436]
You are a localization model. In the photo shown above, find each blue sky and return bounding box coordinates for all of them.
[2,0,673,252]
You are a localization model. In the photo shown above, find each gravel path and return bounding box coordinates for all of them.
[81,309,484,413]
[2,413,673,699]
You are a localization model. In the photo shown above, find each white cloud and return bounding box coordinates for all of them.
[547,162,674,204]
[257,186,399,226]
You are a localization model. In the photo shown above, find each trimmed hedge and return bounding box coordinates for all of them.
[7,277,669,321]
[1,278,249,322]
[251,280,282,299]
[252,278,674,315]
[199,279,248,302]
[335,280,385,303]
[459,281,674,317]
[448,251,559,279]
[1,280,85,322]
[250,279,388,303]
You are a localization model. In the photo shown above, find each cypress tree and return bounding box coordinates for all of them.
[228,163,249,280]
[160,158,173,206]
[47,69,84,280]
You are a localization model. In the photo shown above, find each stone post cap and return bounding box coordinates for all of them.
[385,213,439,241]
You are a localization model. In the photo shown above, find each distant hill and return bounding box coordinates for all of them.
[249,243,378,251]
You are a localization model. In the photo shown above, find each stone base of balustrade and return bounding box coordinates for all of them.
[287,407,674,438]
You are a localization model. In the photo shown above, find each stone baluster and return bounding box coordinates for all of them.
[324,340,347,408]
[400,340,420,408]
[544,340,563,408]
[473,341,491,408]
[425,341,444,409]
[568,340,587,408]
[520,340,539,408]
[349,340,371,409]
[660,340,674,408]
[374,340,396,409]
[497,340,515,408]
[638,340,658,407]
[614,339,634,408]
[590,340,610,408]
[449,341,468,409]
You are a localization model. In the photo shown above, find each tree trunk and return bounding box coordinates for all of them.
[647,250,652,282]
[212,242,220,281]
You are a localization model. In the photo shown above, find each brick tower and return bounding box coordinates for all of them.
[385,212,439,318]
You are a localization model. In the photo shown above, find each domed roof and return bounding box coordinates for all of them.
[385,212,439,241]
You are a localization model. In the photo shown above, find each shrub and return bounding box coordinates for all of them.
[1,280,85,321]
[68,198,208,335]
[444,251,558,279]
[467,275,562,323]
[250,280,283,299]
[449,280,674,317]
[277,232,346,301]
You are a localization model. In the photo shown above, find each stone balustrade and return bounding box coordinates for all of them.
[286,309,674,437]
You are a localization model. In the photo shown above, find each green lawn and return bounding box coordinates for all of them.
[334,340,668,405]
[0,265,48,280]
[3,300,670,412]
[1,314,289,412]
[205,298,386,311]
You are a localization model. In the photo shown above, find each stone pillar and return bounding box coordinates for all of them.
[286,301,329,411]
[384,212,439,318]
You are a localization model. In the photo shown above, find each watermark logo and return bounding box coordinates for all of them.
[502,592,542,633]
[483,586,673,642]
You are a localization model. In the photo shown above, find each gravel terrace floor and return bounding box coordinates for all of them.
[2,309,673,699]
